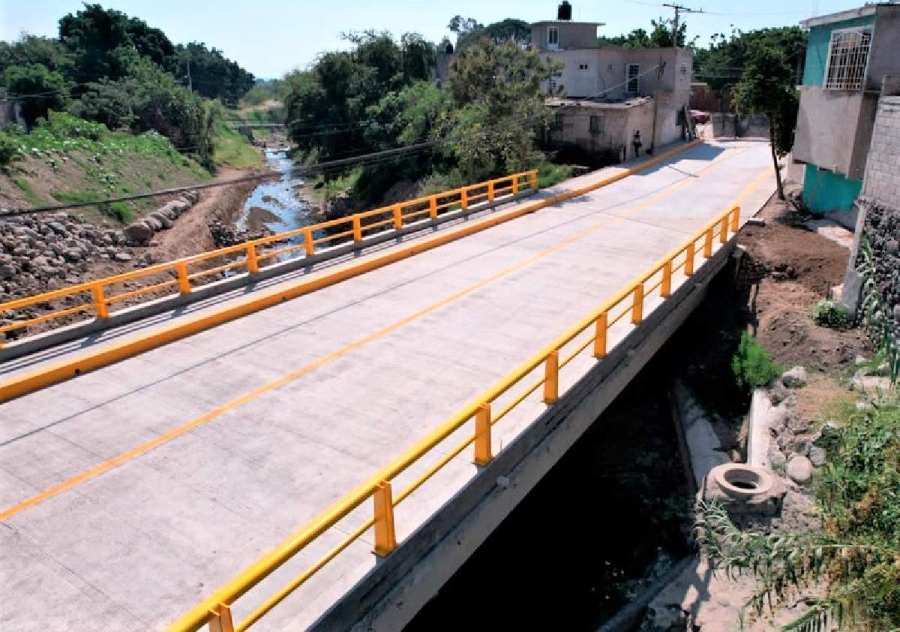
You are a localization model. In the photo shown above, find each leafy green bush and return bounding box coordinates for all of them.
[536,161,575,188]
[0,131,20,166]
[100,201,132,223]
[731,331,782,391]
[5,62,68,126]
[812,299,854,331]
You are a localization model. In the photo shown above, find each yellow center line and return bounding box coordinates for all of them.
[0,146,767,522]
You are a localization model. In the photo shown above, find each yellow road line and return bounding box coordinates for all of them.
[0,141,702,403]
[0,146,764,523]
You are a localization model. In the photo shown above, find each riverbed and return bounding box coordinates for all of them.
[236,149,315,234]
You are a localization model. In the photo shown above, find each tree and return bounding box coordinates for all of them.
[440,39,558,180]
[58,3,135,83]
[0,35,72,80]
[5,63,68,126]
[598,18,695,49]
[175,42,255,106]
[694,27,807,90]
[70,78,135,129]
[732,43,798,200]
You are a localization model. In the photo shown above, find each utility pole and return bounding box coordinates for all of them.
[186,59,193,92]
[662,3,703,47]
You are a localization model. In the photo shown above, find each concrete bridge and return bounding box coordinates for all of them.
[0,140,774,631]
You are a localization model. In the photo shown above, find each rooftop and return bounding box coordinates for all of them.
[546,96,653,109]
[800,3,900,29]
[532,20,605,27]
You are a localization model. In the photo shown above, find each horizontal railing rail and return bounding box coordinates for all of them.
[168,204,742,632]
[0,171,538,347]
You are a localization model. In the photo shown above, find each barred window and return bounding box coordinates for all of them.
[824,28,872,91]
[589,115,603,134]
[627,64,640,94]
[551,112,564,131]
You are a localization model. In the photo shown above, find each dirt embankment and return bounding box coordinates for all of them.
[673,190,870,425]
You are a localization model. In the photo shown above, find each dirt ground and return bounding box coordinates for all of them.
[674,188,870,425]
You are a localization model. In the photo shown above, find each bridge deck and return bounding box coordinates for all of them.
[0,141,774,631]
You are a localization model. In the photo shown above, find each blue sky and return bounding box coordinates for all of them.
[0,0,866,78]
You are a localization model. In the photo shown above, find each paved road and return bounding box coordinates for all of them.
[0,140,775,631]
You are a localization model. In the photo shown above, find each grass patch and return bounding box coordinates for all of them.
[100,201,133,223]
[212,121,265,170]
[50,189,102,205]
[536,161,575,188]
[12,177,47,207]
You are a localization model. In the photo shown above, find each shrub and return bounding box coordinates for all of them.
[0,131,20,166]
[731,331,782,391]
[812,299,854,331]
[5,63,68,126]
[100,201,132,223]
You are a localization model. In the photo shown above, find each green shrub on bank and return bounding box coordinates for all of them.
[536,161,575,188]
[812,299,854,331]
[0,132,19,166]
[731,331,782,391]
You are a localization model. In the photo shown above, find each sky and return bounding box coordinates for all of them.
[0,0,870,78]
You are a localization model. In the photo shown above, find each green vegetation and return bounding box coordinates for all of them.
[536,162,575,189]
[731,332,783,391]
[1,3,258,175]
[699,256,900,632]
[12,177,46,206]
[212,119,265,170]
[812,299,854,331]
[285,31,560,212]
[698,399,900,631]
[731,42,799,200]
[859,240,900,384]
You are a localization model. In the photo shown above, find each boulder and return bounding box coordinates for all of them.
[113,252,133,263]
[150,212,173,229]
[144,216,163,231]
[123,222,154,244]
[62,248,83,263]
[782,366,808,389]
[808,445,826,467]
[787,455,814,485]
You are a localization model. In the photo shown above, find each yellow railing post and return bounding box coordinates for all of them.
[429,197,438,220]
[460,189,469,210]
[487,181,495,202]
[393,205,403,230]
[246,243,260,274]
[662,260,673,298]
[730,206,741,233]
[685,242,695,276]
[512,177,519,194]
[703,228,714,258]
[91,283,109,319]
[176,262,191,294]
[543,351,559,404]
[208,603,235,632]
[352,216,362,243]
[719,216,729,244]
[474,403,492,466]
[632,283,644,324]
[304,228,315,257]
[530,171,538,190]
[593,312,608,358]
[373,481,397,557]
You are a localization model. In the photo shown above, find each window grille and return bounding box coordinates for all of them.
[590,115,603,134]
[627,64,640,94]
[824,28,872,91]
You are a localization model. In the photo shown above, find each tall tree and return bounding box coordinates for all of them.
[732,42,798,200]
[440,39,559,180]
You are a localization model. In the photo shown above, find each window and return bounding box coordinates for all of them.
[824,28,872,91]
[551,112,564,131]
[589,115,604,134]
[579,63,589,70]
[627,64,640,94]
[680,64,688,77]
[548,27,559,50]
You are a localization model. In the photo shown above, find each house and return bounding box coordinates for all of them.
[532,2,694,160]
[792,3,900,215]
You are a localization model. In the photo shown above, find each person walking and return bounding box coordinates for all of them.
[632,130,643,159]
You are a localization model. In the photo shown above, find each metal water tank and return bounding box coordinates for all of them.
[558,1,573,21]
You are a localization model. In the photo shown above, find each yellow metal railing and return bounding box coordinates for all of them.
[167,204,743,632]
[0,171,538,347]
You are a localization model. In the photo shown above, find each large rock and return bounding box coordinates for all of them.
[787,455,814,485]
[782,366,808,389]
[144,216,163,231]
[123,222,154,244]
[150,212,173,229]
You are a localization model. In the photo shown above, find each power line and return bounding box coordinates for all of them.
[663,3,704,45]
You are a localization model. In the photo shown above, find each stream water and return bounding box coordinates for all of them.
[236,149,314,234]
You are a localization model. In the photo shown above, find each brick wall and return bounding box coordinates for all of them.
[861,97,900,205]
[843,96,900,328]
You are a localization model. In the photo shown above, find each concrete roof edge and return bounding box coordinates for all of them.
[800,5,878,28]
[531,20,605,26]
